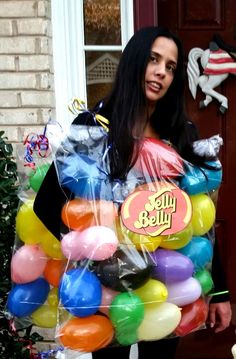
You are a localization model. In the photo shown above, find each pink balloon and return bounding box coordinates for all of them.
[61,231,85,260]
[11,245,48,284]
[167,277,201,307]
[99,286,119,315]
[78,226,118,260]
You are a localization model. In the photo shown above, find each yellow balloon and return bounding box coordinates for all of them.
[160,223,193,250]
[190,194,216,236]
[16,199,48,244]
[134,279,168,304]
[41,232,64,259]
[31,305,57,328]
[138,302,181,341]
[47,287,59,307]
[116,217,163,252]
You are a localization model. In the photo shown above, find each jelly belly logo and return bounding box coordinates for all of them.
[121,187,192,236]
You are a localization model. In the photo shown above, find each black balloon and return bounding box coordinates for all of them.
[93,247,153,291]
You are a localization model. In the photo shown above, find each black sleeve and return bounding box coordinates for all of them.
[210,238,230,303]
[33,111,96,239]
[33,162,67,240]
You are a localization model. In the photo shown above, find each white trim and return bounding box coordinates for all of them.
[51,0,134,130]
[51,0,86,129]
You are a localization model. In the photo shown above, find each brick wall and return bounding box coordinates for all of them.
[0,0,54,153]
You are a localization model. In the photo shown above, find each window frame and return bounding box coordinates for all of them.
[51,0,134,127]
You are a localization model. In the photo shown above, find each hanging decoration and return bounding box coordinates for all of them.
[187,34,236,113]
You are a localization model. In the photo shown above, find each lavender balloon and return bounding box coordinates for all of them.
[151,249,194,283]
[166,277,202,306]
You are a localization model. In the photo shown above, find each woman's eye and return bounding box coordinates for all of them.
[150,56,157,63]
[167,64,176,73]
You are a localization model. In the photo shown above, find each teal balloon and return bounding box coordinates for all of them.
[29,163,50,192]
[109,292,144,344]
[180,161,222,195]
[177,236,213,270]
[194,269,214,294]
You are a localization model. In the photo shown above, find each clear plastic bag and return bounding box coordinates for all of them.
[6,114,223,356]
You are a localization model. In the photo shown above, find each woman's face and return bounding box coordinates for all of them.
[144,36,178,111]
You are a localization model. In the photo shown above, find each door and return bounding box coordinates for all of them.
[134,1,236,358]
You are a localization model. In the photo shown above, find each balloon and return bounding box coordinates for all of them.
[94,247,153,291]
[177,236,213,270]
[60,153,111,200]
[150,248,194,283]
[180,161,222,195]
[31,304,57,328]
[194,269,214,294]
[76,226,118,260]
[61,231,85,261]
[116,217,163,252]
[166,277,202,306]
[99,286,119,315]
[109,292,144,345]
[133,138,184,178]
[59,315,114,352]
[160,223,193,250]
[134,279,168,304]
[175,298,208,336]
[11,244,47,284]
[59,268,102,317]
[43,259,68,287]
[138,302,181,341]
[47,287,59,307]
[29,163,50,192]
[16,199,48,244]
[61,198,117,231]
[190,194,215,235]
[40,231,64,259]
[7,278,50,317]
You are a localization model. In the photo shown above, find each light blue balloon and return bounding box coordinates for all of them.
[59,268,102,317]
[60,153,111,200]
[7,278,50,317]
[177,236,213,270]
[180,161,222,195]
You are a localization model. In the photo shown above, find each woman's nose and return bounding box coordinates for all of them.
[155,62,166,77]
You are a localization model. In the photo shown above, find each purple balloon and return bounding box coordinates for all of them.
[166,277,202,306]
[151,248,194,283]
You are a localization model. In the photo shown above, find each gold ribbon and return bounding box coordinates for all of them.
[68,97,109,132]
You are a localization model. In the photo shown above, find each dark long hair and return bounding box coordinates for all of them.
[98,27,210,178]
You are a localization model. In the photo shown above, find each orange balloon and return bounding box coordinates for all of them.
[59,315,114,352]
[43,259,68,287]
[61,198,117,231]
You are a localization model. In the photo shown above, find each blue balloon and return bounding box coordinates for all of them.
[177,236,213,270]
[7,278,50,317]
[59,268,102,317]
[60,153,111,200]
[180,161,222,195]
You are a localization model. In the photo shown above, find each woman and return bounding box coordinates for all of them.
[34,27,231,359]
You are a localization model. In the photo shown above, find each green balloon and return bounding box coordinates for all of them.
[116,329,138,346]
[194,269,214,294]
[29,163,50,192]
[109,292,144,329]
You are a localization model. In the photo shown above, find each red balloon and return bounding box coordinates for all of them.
[134,138,184,178]
[61,198,117,231]
[59,315,114,352]
[174,297,208,336]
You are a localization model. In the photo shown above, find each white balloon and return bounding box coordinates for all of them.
[138,302,181,341]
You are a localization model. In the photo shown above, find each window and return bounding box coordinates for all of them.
[51,0,134,127]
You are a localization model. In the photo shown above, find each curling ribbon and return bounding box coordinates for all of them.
[68,97,109,132]
[24,126,50,169]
